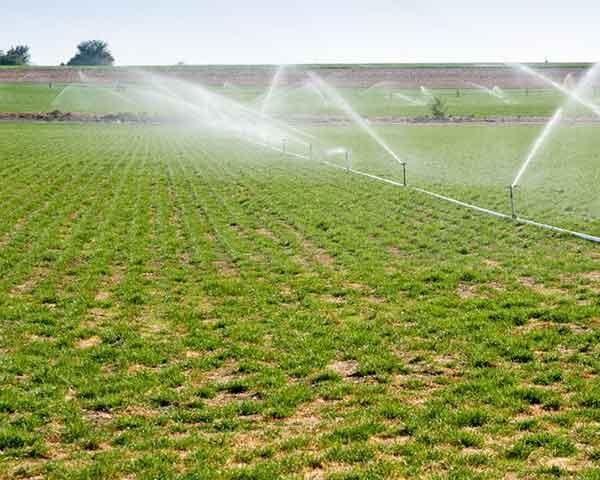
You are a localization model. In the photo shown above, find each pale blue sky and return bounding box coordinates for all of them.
[3,1,599,65]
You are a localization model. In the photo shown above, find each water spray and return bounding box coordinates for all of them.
[512,107,564,190]
[261,65,286,115]
[511,63,600,118]
[133,70,313,155]
[392,92,427,106]
[98,67,600,246]
[308,72,406,168]
[420,86,434,99]
[468,82,512,104]
[510,63,600,196]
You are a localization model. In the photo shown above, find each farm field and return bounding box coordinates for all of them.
[0,82,572,118]
[315,124,600,235]
[1,122,600,479]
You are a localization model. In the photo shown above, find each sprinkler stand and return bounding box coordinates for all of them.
[402,162,407,186]
[508,185,518,219]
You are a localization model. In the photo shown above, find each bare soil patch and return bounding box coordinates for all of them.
[457,283,477,299]
[213,259,240,277]
[328,360,359,378]
[0,111,155,123]
[519,277,568,296]
[76,336,102,349]
[94,291,111,301]
[10,267,50,296]
[320,294,345,304]
[255,227,276,240]
[314,250,335,267]
[5,111,595,127]
[0,64,588,88]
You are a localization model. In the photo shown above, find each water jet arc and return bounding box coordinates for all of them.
[308,72,406,167]
[511,108,564,188]
[511,63,600,118]
[262,65,286,114]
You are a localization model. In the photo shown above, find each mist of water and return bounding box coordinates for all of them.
[420,86,434,99]
[468,82,511,103]
[512,108,564,188]
[363,81,401,97]
[261,65,286,114]
[303,80,327,104]
[512,63,600,118]
[511,63,600,187]
[363,82,426,105]
[364,81,396,92]
[51,85,71,107]
[308,72,405,166]
[325,147,350,156]
[392,92,427,106]
[126,71,313,156]
[563,73,576,90]
[78,70,89,83]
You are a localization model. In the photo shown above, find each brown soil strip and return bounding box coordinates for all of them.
[0,64,589,88]
[3,111,600,126]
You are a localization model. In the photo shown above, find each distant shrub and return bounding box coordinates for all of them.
[429,96,447,119]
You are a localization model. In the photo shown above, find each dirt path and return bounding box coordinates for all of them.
[2,111,599,126]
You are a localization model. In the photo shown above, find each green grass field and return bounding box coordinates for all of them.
[1,122,600,479]
[316,123,600,235]
[0,82,572,118]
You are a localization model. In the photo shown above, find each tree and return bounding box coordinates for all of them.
[67,40,114,66]
[0,45,31,65]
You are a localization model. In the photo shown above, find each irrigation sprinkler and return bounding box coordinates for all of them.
[248,135,599,245]
[508,185,518,219]
[323,158,600,245]
[402,162,407,187]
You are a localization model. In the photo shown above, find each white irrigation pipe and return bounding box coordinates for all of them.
[246,138,310,160]
[320,153,600,244]
[248,131,600,245]
[412,186,513,220]
[514,216,600,244]
[321,160,407,188]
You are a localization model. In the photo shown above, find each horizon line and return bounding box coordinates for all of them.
[3,61,597,69]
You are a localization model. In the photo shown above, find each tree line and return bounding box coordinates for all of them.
[0,41,115,66]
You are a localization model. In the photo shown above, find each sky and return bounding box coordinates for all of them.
[2,0,599,66]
